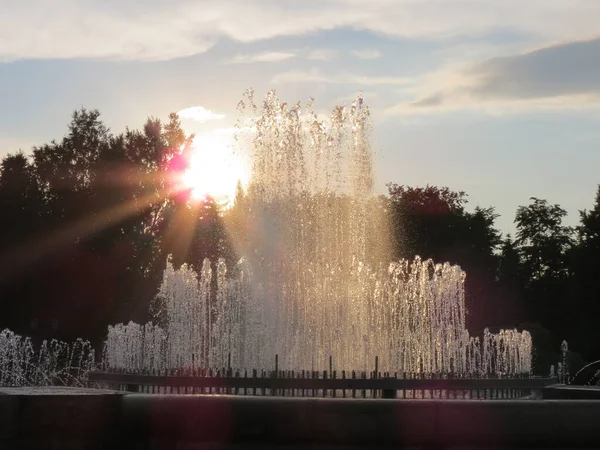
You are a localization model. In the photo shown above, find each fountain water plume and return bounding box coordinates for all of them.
[0,329,95,386]
[105,257,532,376]
[105,90,532,377]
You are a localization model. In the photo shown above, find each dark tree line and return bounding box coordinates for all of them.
[0,109,598,372]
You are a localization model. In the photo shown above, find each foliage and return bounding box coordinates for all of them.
[514,198,573,282]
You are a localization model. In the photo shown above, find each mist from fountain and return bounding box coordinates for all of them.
[105,90,532,377]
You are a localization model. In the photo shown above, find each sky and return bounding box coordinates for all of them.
[2,0,600,234]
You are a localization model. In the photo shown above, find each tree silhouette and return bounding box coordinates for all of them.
[512,197,575,367]
[568,186,600,360]
[515,198,573,283]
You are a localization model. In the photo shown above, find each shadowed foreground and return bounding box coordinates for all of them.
[2,387,600,449]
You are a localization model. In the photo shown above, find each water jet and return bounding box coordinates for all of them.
[104,90,532,378]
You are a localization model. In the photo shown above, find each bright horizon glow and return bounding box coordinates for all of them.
[182,133,250,207]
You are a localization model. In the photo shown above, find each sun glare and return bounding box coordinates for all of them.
[181,134,249,207]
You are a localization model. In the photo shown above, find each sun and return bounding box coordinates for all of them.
[180,133,249,207]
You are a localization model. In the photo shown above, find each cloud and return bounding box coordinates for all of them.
[272,68,411,86]
[0,1,216,62]
[387,37,600,115]
[307,49,338,61]
[177,106,225,122]
[352,49,381,60]
[468,38,600,100]
[226,51,296,64]
[3,0,600,61]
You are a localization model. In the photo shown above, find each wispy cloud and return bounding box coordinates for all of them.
[352,49,382,60]
[272,68,411,86]
[4,1,600,61]
[307,49,338,61]
[177,106,225,122]
[226,51,296,64]
[386,37,600,115]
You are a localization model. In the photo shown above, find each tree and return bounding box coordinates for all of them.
[513,197,574,354]
[515,198,573,282]
[387,184,468,261]
[0,152,44,332]
[577,186,600,246]
[569,186,600,360]
[496,235,526,327]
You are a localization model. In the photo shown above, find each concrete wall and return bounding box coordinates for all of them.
[3,387,600,448]
[121,395,600,448]
[0,387,121,449]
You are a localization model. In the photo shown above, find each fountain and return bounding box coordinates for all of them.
[104,90,532,377]
[0,329,95,386]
